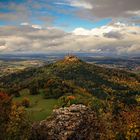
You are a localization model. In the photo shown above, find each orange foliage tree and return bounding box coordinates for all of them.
[0,92,12,138]
[0,92,31,140]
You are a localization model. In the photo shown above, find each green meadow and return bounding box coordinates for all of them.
[13,90,58,122]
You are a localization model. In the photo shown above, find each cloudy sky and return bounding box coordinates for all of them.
[0,0,140,56]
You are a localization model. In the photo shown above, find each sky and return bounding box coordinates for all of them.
[0,0,140,56]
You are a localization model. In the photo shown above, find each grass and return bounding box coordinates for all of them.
[13,90,58,122]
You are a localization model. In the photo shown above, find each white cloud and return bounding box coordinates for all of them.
[0,23,140,56]
[73,23,140,37]
[68,0,93,9]
[72,25,122,37]
[55,0,93,9]
[20,22,29,26]
[0,45,7,51]
[31,25,42,29]
[20,23,42,29]
[126,10,140,16]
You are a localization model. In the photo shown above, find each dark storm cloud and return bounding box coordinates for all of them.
[65,0,140,23]
[1,0,140,24]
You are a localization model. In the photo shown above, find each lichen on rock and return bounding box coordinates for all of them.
[30,104,102,140]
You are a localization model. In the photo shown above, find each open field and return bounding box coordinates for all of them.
[0,54,140,77]
[14,91,58,122]
[0,60,46,77]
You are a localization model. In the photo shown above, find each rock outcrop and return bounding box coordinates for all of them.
[62,55,82,64]
[30,104,102,140]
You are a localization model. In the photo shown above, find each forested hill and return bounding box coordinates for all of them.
[0,56,140,103]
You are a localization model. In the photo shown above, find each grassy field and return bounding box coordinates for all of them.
[13,91,58,122]
[0,60,45,77]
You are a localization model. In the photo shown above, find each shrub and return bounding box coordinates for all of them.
[6,103,31,140]
[58,95,77,107]
[67,95,76,100]
[21,97,30,108]
[0,92,12,139]
[29,86,39,95]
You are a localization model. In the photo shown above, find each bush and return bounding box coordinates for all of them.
[0,93,31,140]
[29,86,39,95]
[6,103,31,140]
[21,97,30,108]
[0,92,12,139]
[58,95,77,107]
[88,98,105,114]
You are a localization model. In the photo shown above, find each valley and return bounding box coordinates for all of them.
[0,55,140,139]
[0,60,46,77]
[1,0,140,139]
[0,54,140,78]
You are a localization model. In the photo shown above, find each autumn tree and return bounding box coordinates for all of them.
[6,103,31,140]
[0,92,12,139]
[21,97,30,108]
[29,85,39,95]
[0,92,31,140]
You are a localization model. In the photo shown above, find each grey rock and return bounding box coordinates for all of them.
[30,104,102,140]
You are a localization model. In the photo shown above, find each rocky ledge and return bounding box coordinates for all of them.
[30,104,102,140]
[62,55,81,64]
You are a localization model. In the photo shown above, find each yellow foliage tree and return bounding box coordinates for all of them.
[6,103,31,140]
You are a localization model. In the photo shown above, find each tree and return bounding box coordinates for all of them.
[29,85,39,95]
[7,88,20,97]
[0,92,31,140]
[0,92,12,139]
[21,97,30,108]
[6,103,31,140]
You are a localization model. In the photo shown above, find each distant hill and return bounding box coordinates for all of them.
[0,55,140,104]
